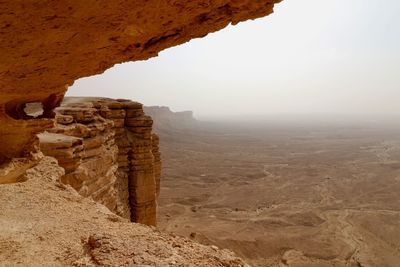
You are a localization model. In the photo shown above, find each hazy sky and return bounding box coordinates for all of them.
[69,0,400,118]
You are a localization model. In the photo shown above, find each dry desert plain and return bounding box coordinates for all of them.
[156,115,400,267]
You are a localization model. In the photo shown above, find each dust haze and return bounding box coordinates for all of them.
[69,0,400,118]
[67,0,400,266]
[146,110,400,266]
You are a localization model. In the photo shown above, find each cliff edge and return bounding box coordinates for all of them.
[0,0,281,164]
[0,156,249,267]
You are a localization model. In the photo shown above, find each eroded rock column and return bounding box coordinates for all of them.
[38,97,160,226]
[152,133,162,197]
[99,99,159,225]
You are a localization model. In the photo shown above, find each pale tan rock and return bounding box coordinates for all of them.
[55,114,74,125]
[0,156,40,184]
[126,109,145,118]
[125,116,153,127]
[38,97,161,226]
[82,135,105,150]
[100,109,126,119]
[61,166,88,190]
[144,106,197,131]
[0,157,250,266]
[56,107,97,123]
[111,118,126,128]
[152,133,162,197]
[38,132,83,149]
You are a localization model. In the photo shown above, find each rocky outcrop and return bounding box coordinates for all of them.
[38,97,160,226]
[0,156,251,267]
[152,133,162,197]
[144,106,197,131]
[0,1,282,265]
[0,0,281,164]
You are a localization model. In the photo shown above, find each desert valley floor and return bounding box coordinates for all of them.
[156,116,400,267]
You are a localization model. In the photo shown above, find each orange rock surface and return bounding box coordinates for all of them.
[0,0,281,162]
[0,1,282,264]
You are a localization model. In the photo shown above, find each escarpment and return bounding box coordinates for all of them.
[0,1,281,264]
[144,106,197,131]
[0,0,281,226]
[0,0,281,164]
[38,97,161,225]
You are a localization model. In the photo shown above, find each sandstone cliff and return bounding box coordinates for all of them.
[0,0,281,165]
[0,1,282,265]
[38,97,161,226]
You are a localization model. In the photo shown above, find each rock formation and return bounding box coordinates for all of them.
[0,0,281,165]
[0,156,251,267]
[144,106,197,131]
[0,1,282,265]
[38,97,161,226]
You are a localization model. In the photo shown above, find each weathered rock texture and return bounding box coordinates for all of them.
[0,0,281,164]
[38,97,161,226]
[0,156,251,267]
[0,1,282,264]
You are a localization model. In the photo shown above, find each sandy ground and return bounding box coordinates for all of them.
[157,117,400,267]
[0,157,250,267]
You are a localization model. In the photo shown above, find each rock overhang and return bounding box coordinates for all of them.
[0,0,282,161]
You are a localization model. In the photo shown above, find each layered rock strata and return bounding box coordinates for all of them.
[0,0,281,163]
[38,97,160,226]
[152,133,162,197]
[38,103,119,214]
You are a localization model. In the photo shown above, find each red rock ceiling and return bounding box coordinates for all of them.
[0,0,281,161]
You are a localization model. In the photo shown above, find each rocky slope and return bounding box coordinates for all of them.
[0,156,250,267]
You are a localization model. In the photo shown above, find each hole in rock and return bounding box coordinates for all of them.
[23,102,44,118]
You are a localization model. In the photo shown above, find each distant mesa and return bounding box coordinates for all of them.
[144,106,197,131]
